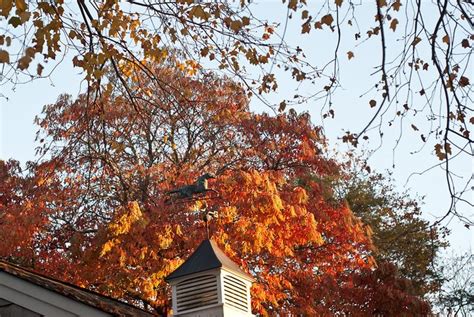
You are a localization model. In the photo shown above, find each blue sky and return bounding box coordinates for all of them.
[1,1,472,254]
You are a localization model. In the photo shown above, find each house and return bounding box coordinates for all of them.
[0,239,254,317]
[0,260,155,316]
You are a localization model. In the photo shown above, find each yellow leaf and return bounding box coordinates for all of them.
[15,0,26,11]
[108,201,143,236]
[230,20,242,33]
[100,239,119,257]
[189,5,209,21]
[25,47,35,57]
[347,51,354,60]
[1,0,13,17]
[19,11,30,23]
[0,50,9,63]
[335,0,343,7]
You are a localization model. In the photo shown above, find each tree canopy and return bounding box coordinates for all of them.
[0,66,444,314]
[337,167,448,296]
[0,0,472,224]
[434,252,474,316]
[1,0,469,314]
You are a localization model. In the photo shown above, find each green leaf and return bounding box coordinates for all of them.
[8,16,22,27]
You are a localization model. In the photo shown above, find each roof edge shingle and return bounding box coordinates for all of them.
[0,260,157,317]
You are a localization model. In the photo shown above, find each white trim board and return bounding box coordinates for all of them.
[0,271,111,317]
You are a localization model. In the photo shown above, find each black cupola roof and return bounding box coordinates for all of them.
[165,239,254,282]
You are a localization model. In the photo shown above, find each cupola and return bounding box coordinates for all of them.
[165,240,254,317]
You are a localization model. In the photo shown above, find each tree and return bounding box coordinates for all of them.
[315,262,432,315]
[0,158,79,274]
[1,65,444,314]
[336,166,449,297]
[0,0,472,223]
[434,253,474,316]
[2,66,389,315]
[0,160,42,264]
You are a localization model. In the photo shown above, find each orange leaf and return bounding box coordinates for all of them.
[390,19,398,32]
[321,14,334,26]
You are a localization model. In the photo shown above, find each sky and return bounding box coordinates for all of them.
[0,1,472,255]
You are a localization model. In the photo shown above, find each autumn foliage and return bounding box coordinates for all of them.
[0,67,432,315]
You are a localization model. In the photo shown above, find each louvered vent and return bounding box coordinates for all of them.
[223,275,249,312]
[176,274,219,312]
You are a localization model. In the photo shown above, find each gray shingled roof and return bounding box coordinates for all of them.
[0,260,157,316]
[165,240,253,282]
